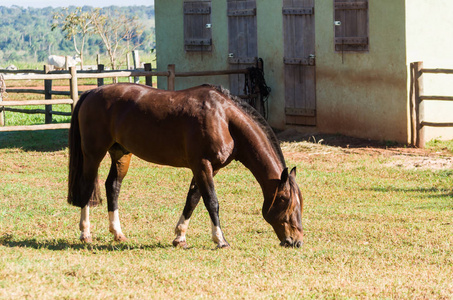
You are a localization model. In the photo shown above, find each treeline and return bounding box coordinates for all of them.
[0,5,155,65]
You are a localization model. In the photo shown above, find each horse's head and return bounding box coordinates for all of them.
[264,167,303,248]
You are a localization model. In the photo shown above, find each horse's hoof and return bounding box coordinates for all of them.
[172,239,188,249]
[114,234,127,242]
[216,243,230,249]
[80,236,93,243]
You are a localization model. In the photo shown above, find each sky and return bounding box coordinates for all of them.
[1,0,154,8]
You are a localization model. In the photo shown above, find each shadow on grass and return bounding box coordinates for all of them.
[0,129,68,152]
[0,235,173,251]
[368,186,453,198]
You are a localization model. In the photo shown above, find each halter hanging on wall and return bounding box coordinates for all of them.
[243,58,271,119]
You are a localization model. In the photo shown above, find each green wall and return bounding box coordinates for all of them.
[155,0,419,143]
[255,1,285,128]
[155,0,229,90]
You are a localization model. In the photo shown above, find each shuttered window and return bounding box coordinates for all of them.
[183,0,212,52]
[334,0,369,51]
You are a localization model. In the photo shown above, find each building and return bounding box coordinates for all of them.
[155,0,453,144]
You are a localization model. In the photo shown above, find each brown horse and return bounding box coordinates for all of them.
[68,83,303,248]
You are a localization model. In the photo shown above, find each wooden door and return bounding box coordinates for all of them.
[227,0,257,96]
[283,0,316,125]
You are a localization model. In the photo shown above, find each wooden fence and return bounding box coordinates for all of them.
[0,64,252,132]
[410,61,453,147]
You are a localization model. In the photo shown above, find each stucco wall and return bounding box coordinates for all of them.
[155,0,418,144]
[155,0,286,129]
[406,0,453,142]
[315,0,408,143]
[255,1,285,129]
[155,0,229,90]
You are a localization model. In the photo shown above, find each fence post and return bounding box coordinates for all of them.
[167,64,175,91]
[409,63,416,146]
[97,64,105,87]
[0,86,3,126]
[69,66,78,112]
[132,50,140,84]
[44,65,52,124]
[412,62,425,148]
[127,53,132,83]
[144,63,153,87]
[0,73,4,126]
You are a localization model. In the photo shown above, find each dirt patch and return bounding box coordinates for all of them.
[382,155,453,170]
[277,129,453,170]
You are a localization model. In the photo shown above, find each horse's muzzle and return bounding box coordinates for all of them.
[280,238,303,248]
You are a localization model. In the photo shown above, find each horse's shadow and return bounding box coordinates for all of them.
[0,130,68,152]
[0,235,173,251]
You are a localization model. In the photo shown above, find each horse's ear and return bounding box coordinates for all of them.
[280,168,289,182]
[290,167,297,178]
[279,168,290,191]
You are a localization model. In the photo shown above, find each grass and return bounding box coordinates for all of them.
[426,138,453,154]
[3,52,156,71]
[0,130,452,298]
[2,54,157,127]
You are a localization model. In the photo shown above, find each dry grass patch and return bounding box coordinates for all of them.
[0,131,452,298]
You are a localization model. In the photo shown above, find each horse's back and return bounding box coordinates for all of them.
[77,83,236,168]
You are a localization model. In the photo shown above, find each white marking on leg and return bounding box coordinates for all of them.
[211,222,229,248]
[109,210,125,241]
[174,214,190,244]
[79,205,91,242]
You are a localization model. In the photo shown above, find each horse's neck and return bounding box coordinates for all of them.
[232,118,284,202]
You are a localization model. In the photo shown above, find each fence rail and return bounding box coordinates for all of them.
[410,61,453,147]
[0,63,253,132]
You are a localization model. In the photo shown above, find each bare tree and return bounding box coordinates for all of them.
[90,8,144,70]
[51,7,94,68]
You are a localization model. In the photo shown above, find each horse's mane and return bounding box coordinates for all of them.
[204,84,286,169]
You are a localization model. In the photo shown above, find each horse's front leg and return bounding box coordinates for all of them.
[194,162,230,248]
[79,205,92,242]
[173,178,202,248]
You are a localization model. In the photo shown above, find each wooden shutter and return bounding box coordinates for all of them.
[283,0,316,126]
[334,0,368,51]
[227,0,257,64]
[184,1,212,52]
[227,0,257,96]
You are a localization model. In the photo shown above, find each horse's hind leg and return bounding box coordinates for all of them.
[106,144,132,242]
[80,205,92,242]
[79,155,104,242]
[173,178,202,248]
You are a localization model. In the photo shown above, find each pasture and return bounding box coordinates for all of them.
[0,128,452,298]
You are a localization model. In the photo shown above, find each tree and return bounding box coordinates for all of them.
[90,8,144,70]
[51,7,95,68]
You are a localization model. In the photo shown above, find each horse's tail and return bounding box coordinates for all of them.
[67,91,101,208]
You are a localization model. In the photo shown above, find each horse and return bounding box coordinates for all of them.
[68,83,304,248]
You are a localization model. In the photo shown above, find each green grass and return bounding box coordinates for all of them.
[2,54,157,127]
[3,52,156,71]
[426,138,453,154]
[0,132,452,298]
[3,105,72,127]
